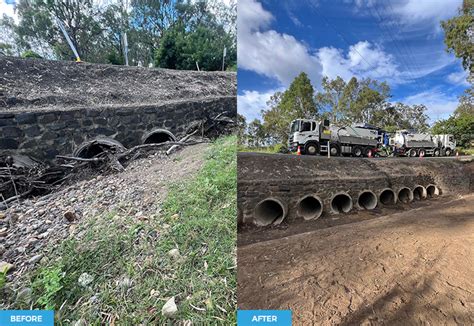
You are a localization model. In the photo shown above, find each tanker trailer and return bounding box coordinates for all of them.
[393,130,440,157]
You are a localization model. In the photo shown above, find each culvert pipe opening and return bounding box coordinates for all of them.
[74,138,126,159]
[331,193,353,214]
[413,186,427,201]
[426,185,440,198]
[297,195,323,220]
[398,188,413,203]
[379,189,396,205]
[254,198,287,226]
[358,191,377,210]
[142,129,176,144]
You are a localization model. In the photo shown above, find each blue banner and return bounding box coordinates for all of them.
[0,310,54,326]
[237,310,292,325]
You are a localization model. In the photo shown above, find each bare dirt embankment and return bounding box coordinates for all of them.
[238,194,474,325]
[0,56,236,112]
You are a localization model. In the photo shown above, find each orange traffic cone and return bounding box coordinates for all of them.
[297,146,301,156]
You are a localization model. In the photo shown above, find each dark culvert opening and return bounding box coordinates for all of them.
[398,188,412,203]
[426,185,439,198]
[74,138,126,159]
[254,198,286,226]
[143,129,176,144]
[380,189,396,205]
[331,193,352,213]
[413,186,426,200]
[297,195,323,220]
[358,191,377,210]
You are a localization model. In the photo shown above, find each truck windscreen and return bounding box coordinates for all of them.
[290,121,299,133]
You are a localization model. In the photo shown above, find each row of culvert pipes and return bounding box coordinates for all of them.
[252,184,441,226]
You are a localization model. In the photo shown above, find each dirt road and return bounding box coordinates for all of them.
[238,194,474,325]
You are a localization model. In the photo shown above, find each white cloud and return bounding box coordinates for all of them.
[390,0,462,27]
[402,88,459,121]
[318,41,401,82]
[238,0,323,86]
[238,88,284,121]
[447,69,469,86]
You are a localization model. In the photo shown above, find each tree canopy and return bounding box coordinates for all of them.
[0,0,236,71]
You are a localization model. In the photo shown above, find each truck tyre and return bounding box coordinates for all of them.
[418,148,426,157]
[330,143,341,156]
[352,146,363,158]
[445,148,452,156]
[304,142,320,155]
[434,148,440,157]
[408,148,418,157]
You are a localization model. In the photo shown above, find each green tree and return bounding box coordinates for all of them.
[247,119,266,147]
[236,114,247,146]
[441,0,474,75]
[432,87,474,148]
[262,72,316,143]
[315,76,390,125]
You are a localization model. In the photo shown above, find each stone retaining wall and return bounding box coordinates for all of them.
[0,96,235,160]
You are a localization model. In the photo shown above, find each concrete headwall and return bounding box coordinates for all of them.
[238,153,473,226]
[0,96,235,160]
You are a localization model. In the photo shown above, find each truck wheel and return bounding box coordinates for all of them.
[304,142,319,155]
[418,148,426,157]
[409,148,418,157]
[353,146,363,157]
[434,148,440,157]
[445,148,452,156]
[330,143,340,156]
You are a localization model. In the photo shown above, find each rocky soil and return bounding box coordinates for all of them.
[0,56,236,112]
[0,143,208,285]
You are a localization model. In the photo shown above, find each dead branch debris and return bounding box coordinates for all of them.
[0,112,235,208]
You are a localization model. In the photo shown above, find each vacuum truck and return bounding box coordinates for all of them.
[393,131,456,157]
[289,119,456,157]
[288,119,382,157]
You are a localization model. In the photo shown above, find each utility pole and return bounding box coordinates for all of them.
[222,46,227,71]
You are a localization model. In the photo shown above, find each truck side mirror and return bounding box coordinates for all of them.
[323,119,330,127]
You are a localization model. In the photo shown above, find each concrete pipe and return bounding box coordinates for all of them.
[413,185,427,201]
[330,193,353,214]
[253,197,288,226]
[74,137,126,159]
[142,128,176,144]
[297,195,323,220]
[426,185,440,198]
[358,190,377,210]
[397,187,413,203]
[379,188,396,205]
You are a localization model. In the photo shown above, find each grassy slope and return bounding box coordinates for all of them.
[15,136,237,324]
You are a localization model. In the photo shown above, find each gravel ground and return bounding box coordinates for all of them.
[0,143,209,284]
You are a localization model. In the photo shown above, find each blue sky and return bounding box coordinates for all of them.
[237,0,470,123]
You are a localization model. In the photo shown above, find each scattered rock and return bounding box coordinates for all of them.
[0,261,14,273]
[28,254,43,265]
[15,287,32,304]
[162,297,178,318]
[73,319,88,326]
[168,248,180,260]
[116,276,133,290]
[64,211,77,222]
[78,273,94,287]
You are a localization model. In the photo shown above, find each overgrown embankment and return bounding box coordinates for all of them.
[1,136,236,324]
